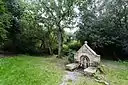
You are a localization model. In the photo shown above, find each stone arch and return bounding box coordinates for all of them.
[80,55,90,68]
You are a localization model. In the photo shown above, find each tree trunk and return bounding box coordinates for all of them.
[47,26,53,55]
[48,44,53,55]
[40,40,44,49]
[58,28,63,58]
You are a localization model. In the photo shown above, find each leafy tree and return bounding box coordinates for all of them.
[76,0,128,59]
[36,0,76,57]
[3,0,24,52]
[17,1,57,54]
[0,0,10,48]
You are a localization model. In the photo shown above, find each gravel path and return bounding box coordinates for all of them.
[60,71,81,85]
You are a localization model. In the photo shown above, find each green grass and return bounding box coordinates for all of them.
[0,55,64,85]
[103,60,128,85]
[0,55,128,85]
[75,60,128,85]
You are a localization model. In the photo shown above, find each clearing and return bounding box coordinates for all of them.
[0,55,128,85]
[0,55,64,85]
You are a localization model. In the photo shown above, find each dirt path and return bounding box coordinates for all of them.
[60,71,81,85]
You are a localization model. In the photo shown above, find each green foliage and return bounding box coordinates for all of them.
[0,0,5,13]
[63,44,69,55]
[68,40,81,50]
[36,0,76,57]
[63,40,81,55]
[0,0,24,52]
[0,27,7,45]
[76,0,128,59]
[1,0,128,59]
[67,50,76,63]
[0,0,11,47]
[63,40,80,62]
[0,0,77,55]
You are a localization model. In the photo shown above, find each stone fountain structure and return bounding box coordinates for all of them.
[66,41,100,74]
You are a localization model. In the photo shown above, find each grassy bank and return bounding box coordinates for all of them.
[76,60,128,85]
[0,55,64,85]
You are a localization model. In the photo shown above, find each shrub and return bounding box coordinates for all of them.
[63,44,69,55]
[68,40,81,51]
[67,50,76,63]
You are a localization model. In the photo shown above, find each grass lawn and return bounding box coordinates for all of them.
[0,55,128,85]
[0,55,64,85]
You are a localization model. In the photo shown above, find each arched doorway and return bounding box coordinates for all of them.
[80,55,90,68]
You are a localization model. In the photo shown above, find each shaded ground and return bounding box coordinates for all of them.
[0,51,17,57]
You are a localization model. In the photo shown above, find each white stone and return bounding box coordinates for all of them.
[84,67,97,75]
[65,63,79,71]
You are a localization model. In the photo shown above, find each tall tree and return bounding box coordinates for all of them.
[4,0,24,51]
[0,0,10,48]
[16,1,58,54]
[37,0,76,57]
[76,0,128,59]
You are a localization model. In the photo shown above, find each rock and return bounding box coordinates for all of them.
[84,67,97,75]
[95,79,110,85]
[97,65,106,74]
[65,63,79,71]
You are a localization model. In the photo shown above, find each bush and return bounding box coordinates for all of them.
[67,50,76,63]
[63,44,69,55]
[68,40,81,51]
[63,40,81,55]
